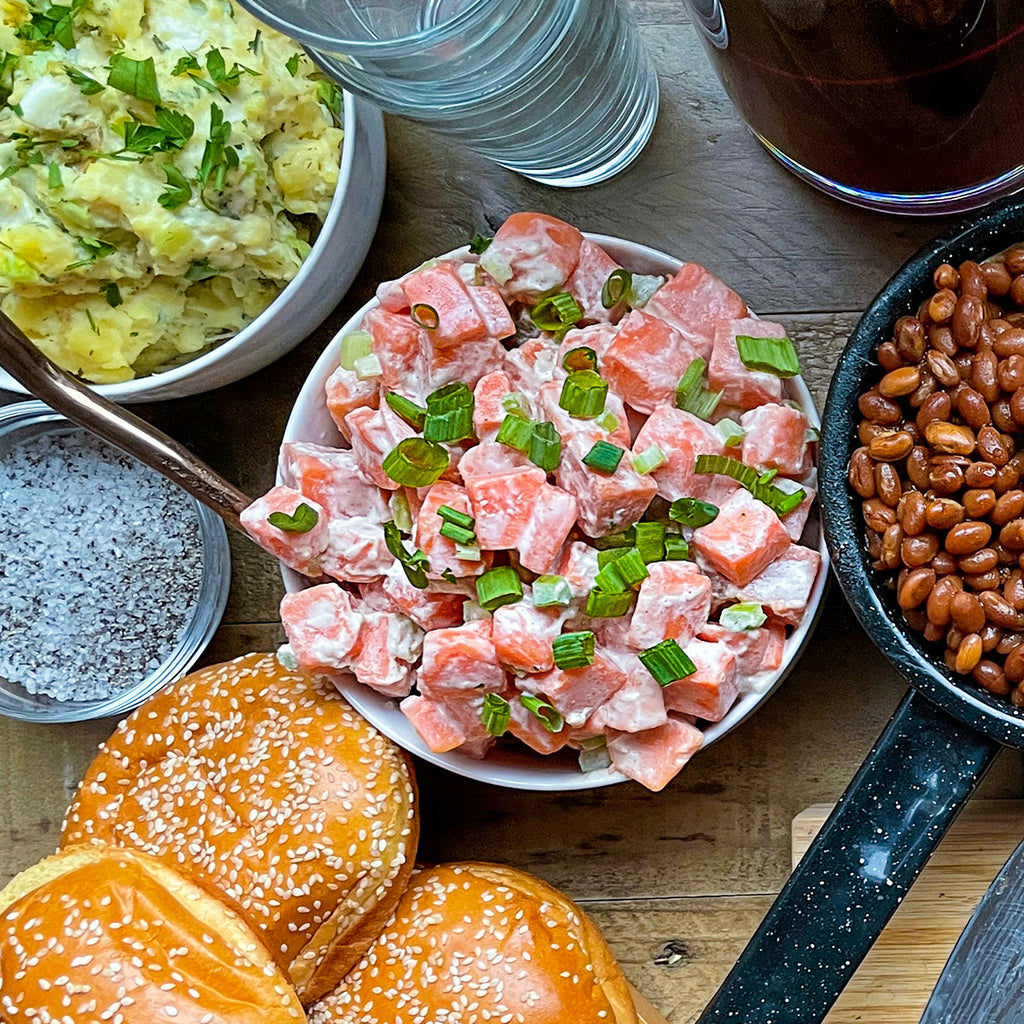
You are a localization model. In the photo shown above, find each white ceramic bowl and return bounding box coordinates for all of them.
[281,235,830,790]
[0,94,386,403]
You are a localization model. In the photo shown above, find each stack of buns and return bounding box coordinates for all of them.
[0,653,640,1024]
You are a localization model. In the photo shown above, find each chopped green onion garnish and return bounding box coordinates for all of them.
[578,736,611,772]
[383,521,429,588]
[47,161,61,189]
[714,419,746,446]
[532,574,573,607]
[382,438,449,487]
[720,602,767,631]
[639,638,697,686]
[385,392,427,430]
[601,268,632,308]
[594,527,636,550]
[664,535,690,560]
[340,330,373,370]
[502,391,530,417]
[519,694,563,732]
[441,568,459,584]
[529,421,561,472]
[476,566,523,611]
[628,274,664,309]
[669,498,719,527]
[427,381,473,409]
[454,541,482,561]
[583,440,624,475]
[805,425,820,443]
[440,521,476,545]
[559,370,608,419]
[632,444,666,475]
[552,630,596,669]
[675,358,706,407]
[634,522,666,563]
[593,562,628,594]
[596,411,620,434]
[423,382,475,443]
[585,589,634,618]
[694,454,806,516]
[496,413,535,451]
[411,303,439,329]
[353,353,382,380]
[682,387,722,421]
[531,291,583,337]
[481,693,510,736]
[101,282,122,308]
[469,232,492,254]
[267,502,318,533]
[735,335,801,378]
[562,346,598,372]
[610,548,649,587]
[389,489,413,533]
[438,505,475,530]
[597,547,630,570]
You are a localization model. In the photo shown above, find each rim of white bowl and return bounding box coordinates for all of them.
[279,235,831,791]
[0,90,362,402]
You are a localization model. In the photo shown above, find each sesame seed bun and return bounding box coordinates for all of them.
[0,844,305,1023]
[60,652,419,1004]
[309,862,638,1024]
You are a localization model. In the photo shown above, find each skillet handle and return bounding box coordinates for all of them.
[696,688,1001,1024]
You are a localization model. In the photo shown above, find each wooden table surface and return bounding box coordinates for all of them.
[2,4,1023,1021]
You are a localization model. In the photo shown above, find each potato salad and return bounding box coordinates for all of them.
[0,0,343,382]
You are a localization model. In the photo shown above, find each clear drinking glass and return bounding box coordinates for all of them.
[234,0,660,187]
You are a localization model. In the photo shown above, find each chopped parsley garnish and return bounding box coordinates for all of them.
[65,236,115,270]
[16,0,87,51]
[101,282,122,307]
[107,54,161,104]
[267,503,319,533]
[247,30,261,55]
[85,307,99,333]
[63,63,104,95]
[204,47,258,88]
[158,163,192,209]
[197,103,238,195]
[285,53,300,76]
[120,106,194,155]
[185,258,218,281]
[171,53,219,92]
[47,161,61,188]
[469,233,492,254]
[316,79,343,122]
[0,51,18,108]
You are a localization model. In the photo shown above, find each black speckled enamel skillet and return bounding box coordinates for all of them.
[697,198,1024,1024]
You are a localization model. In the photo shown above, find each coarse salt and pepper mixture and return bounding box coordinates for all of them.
[0,428,204,701]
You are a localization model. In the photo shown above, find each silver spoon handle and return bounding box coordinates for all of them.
[0,311,253,532]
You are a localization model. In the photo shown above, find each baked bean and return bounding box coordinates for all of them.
[959,260,988,299]
[876,341,903,372]
[965,461,999,487]
[848,447,876,498]
[973,349,1001,401]
[928,288,957,322]
[973,659,1011,695]
[869,430,914,461]
[996,461,1021,493]
[947,626,965,650]
[923,421,975,455]
[995,541,1018,565]
[1000,519,1024,549]
[932,551,958,575]
[955,387,991,429]
[944,649,960,672]
[927,349,961,386]
[994,327,1024,357]
[985,301,1006,323]
[934,264,959,290]
[923,621,946,642]
[906,447,932,490]
[1013,275,1024,309]
[980,590,1021,629]
[902,533,938,568]
[955,352,974,379]
[930,324,958,357]
[859,420,892,445]
[927,576,962,626]
[992,490,1024,526]
[925,498,965,529]
[962,488,997,517]
[1005,571,1024,609]
[1005,247,1024,276]
[866,528,883,559]
[966,569,1002,591]
[993,399,1016,434]
[983,261,1013,297]
[953,294,984,348]
[875,462,902,506]
[916,392,950,434]
[858,389,902,424]
[958,547,998,574]
[898,567,935,609]
[897,316,927,362]
[977,424,1011,465]
[929,461,965,494]
[998,354,1024,392]
[951,591,986,633]
[945,520,992,555]
[904,608,929,632]
[1007,644,1024,683]
[878,366,920,397]
[880,523,902,568]
[955,633,984,673]
[908,372,938,408]
[981,624,1003,652]
[863,498,897,533]
[998,632,1024,655]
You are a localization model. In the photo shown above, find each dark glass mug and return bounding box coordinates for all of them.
[688,0,1024,213]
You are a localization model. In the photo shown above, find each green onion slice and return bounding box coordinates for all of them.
[454,542,481,561]
[411,303,439,329]
[441,568,459,584]
[585,589,634,618]
[714,419,746,446]
[579,736,611,772]
[385,392,427,431]
[634,522,666,563]
[552,630,596,669]
[669,498,719,527]
[389,489,413,533]
[664,535,690,560]
[559,370,608,419]
[532,574,573,608]
[562,346,598,372]
[476,566,523,611]
[519,694,564,732]
[601,268,632,308]
[531,291,583,336]
[633,444,666,475]
[735,335,801,378]
[683,386,722,421]
[583,440,624,475]
[694,454,806,516]
[639,638,697,686]
[594,527,636,550]
[267,502,318,533]
[383,521,429,588]
[675,358,706,407]
[597,547,630,571]
[440,521,476,545]
[496,413,535,452]
[720,602,767,631]
[502,391,531,417]
[481,693,510,736]
[423,382,475,443]
[353,353,382,380]
[382,438,449,487]
[438,505,474,530]
[593,563,627,594]
[529,421,561,472]
[611,548,649,588]
[340,330,373,370]
[469,232,492,254]
[596,411,619,434]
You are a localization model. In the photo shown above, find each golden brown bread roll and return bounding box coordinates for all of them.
[61,652,418,1003]
[0,844,306,1023]
[309,861,638,1024]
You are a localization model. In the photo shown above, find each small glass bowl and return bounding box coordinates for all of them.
[0,401,230,723]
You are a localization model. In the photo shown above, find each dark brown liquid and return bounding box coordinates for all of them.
[695,0,1024,195]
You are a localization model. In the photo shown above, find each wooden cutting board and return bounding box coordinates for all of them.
[793,799,1024,1022]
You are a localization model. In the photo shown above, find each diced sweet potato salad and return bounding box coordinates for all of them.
[242,212,822,791]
